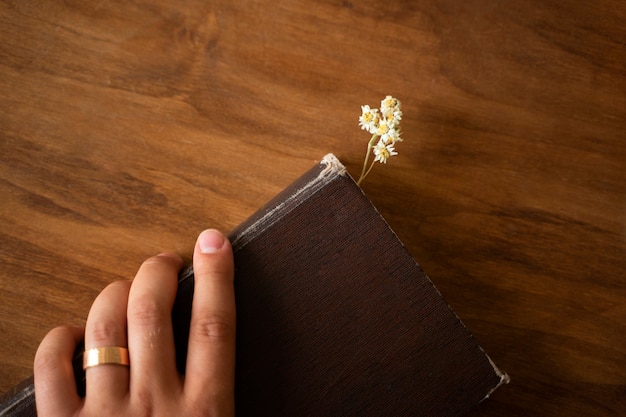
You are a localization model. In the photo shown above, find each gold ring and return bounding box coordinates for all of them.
[83,347,130,370]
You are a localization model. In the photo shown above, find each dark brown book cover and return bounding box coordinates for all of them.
[1,154,508,417]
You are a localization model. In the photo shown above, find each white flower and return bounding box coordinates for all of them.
[375,120,390,136]
[359,105,379,134]
[381,95,400,113]
[356,95,404,185]
[384,108,402,128]
[373,139,398,164]
[381,96,402,128]
[381,128,402,145]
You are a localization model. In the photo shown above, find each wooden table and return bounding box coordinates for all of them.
[1,1,625,415]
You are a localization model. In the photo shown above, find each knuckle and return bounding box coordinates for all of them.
[131,389,155,417]
[128,294,168,325]
[184,399,218,417]
[191,313,235,344]
[88,319,125,345]
[34,326,72,374]
[129,389,180,417]
[195,262,233,282]
[34,351,58,378]
[34,349,56,376]
[84,401,125,417]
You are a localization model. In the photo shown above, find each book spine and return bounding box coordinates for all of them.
[0,155,343,417]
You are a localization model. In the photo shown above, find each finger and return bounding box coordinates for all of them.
[184,229,236,413]
[126,253,183,398]
[84,280,132,404]
[34,325,84,417]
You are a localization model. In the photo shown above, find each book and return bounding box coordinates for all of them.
[1,153,508,417]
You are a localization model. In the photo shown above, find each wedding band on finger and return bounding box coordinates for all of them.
[83,347,130,370]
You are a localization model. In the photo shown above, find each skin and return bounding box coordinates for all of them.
[33,229,236,417]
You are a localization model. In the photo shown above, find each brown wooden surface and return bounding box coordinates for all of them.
[1,0,624,415]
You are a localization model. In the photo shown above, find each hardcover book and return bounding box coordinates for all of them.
[1,153,507,417]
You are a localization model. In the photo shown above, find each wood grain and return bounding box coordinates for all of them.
[1,0,625,415]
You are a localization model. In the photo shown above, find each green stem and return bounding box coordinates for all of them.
[361,159,376,184]
[357,134,378,185]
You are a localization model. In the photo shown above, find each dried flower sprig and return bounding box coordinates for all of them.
[356,96,403,185]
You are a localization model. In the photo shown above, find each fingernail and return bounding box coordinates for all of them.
[198,229,225,254]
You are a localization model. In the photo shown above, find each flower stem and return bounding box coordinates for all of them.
[357,134,378,185]
[361,160,376,184]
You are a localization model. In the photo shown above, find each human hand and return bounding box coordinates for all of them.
[34,229,236,417]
